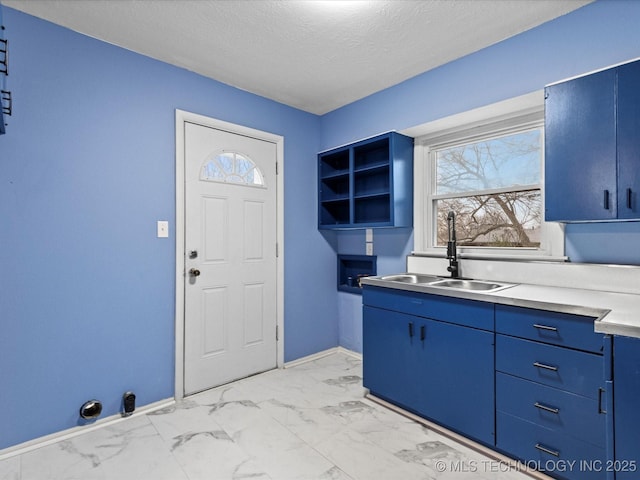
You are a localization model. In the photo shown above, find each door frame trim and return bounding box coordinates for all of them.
[174,109,285,399]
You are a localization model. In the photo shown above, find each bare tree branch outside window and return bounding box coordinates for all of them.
[434,129,542,248]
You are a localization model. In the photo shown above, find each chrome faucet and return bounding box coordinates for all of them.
[446,211,459,278]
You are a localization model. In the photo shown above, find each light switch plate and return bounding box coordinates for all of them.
[366,242,373,255]
[365,228,373,242]
[157,221,169,238]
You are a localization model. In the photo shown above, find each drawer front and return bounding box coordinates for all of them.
[362,286,493,330]
[496,335,604,399]
[496,304,602,353]
[497,412,606,480]
[497,373,606,448]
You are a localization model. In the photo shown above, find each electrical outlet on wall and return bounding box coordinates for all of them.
[366,243,373,255]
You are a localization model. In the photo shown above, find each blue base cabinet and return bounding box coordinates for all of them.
[613,336,640,480]
[495,305,606,480]
[363,306,421,411]
[362,286,611,480]
[363,287,495,445]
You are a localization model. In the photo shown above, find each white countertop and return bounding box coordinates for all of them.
[362,273,640,339]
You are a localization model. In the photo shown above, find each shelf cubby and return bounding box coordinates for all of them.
[354,167,390,198]
[337,254,377,294]
[354,138,389,170]
[354,195,391,224]
[319,149,349,177]
[320,199,350,226]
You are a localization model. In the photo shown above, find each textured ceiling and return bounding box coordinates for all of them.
[4,0,592,114]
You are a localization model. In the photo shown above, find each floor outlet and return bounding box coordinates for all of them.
[123,392,136,416]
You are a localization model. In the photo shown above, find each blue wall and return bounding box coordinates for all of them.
[323,0,640,353]
[0,8,336,450]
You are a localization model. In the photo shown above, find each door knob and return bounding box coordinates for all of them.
[189,268,201,277]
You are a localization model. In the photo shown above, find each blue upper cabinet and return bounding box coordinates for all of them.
[318,132,413,229]
[545,68,617,222]
[616,61,640,220]
[0,4,7,135]
[545,59,640,222]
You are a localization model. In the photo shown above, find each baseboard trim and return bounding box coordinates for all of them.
[366,394,553,480]
[0,398,175,460]
[284,346,362,368]
[336,346,362,360]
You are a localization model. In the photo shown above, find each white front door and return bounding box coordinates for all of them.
[184,122,278,395]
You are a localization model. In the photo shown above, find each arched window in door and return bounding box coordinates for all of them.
[200,151,265,187]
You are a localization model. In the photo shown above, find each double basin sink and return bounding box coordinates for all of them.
[379,273,515,293]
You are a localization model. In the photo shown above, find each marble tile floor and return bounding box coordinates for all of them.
[0,352,534,480]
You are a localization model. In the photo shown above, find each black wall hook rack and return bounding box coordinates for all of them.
[0,38,7,76]
[1,90,11,116]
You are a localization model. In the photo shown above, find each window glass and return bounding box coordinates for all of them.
[435,190,541,248]
[435,130,541,194]
[432,127,542,248]
[200,152,265,187]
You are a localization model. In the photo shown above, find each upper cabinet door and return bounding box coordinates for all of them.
[545,69,617,222]
[616,61,640,220]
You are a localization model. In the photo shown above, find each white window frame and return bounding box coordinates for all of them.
[410,91,565,261]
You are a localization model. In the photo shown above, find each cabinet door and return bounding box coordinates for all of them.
[545,69,617,221]
[613,336,640,480]
[616,61,640,220]
[419,319,495,445]
[362,306,422,412]
[363,306,495,445]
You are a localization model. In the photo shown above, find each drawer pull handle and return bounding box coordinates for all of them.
[535,443,560,457]
[533,324,558,332]
[420,325,426,342]
[408,322,414,338]
[534,402,560,414]
[533,361,558,372]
